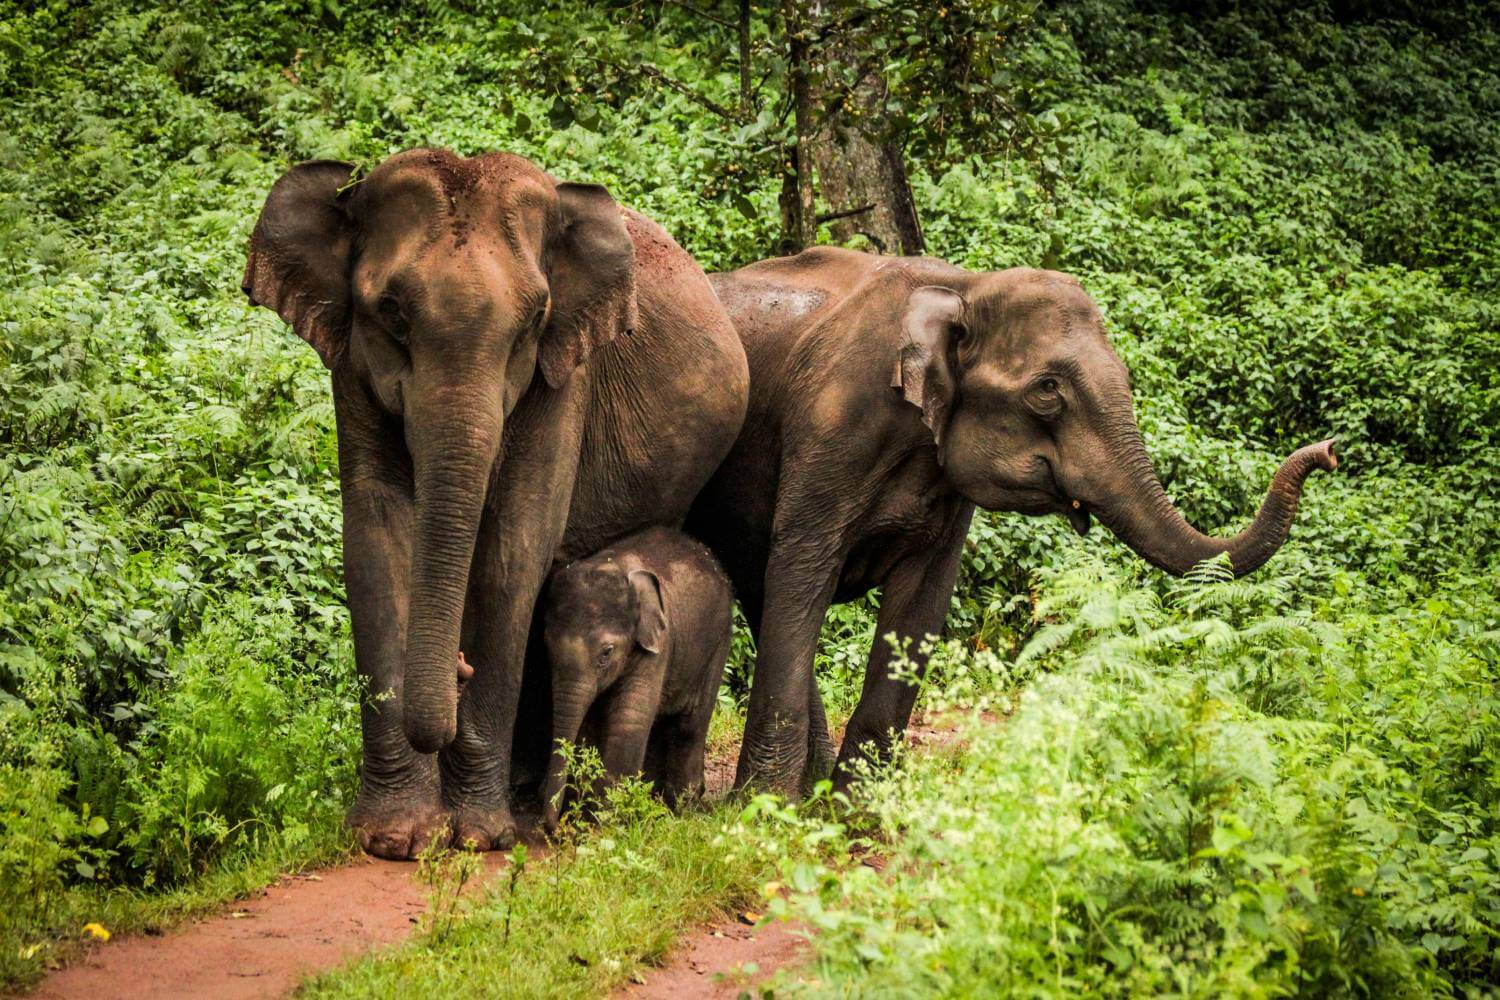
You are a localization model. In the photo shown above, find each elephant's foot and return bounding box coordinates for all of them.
[831,724,906,794]
[540,803,561,837]
[736,719,837,797]
[347,794,451,860]
[734,733,808,796]
[448,804,518,852]
[808,723,837,792]
[657,778,706,813]
[829,757,865,797]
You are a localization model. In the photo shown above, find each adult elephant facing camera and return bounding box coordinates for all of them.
[689,247,1336,794]
[243,150,748,857]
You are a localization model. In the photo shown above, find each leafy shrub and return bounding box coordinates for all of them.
[120,598,358,885]
[775,560,1500,995]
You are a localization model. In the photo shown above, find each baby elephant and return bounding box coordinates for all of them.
[540,526,731,831]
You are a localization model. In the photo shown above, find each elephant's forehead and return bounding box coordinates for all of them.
[999,279,1098,327]
[548,562,632,622]
[966,286,1113,377]
[980,300,1093,355]
[367,149,547,207]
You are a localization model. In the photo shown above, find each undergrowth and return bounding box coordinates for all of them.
[768,561,1500,996]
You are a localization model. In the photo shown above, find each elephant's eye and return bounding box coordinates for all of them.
[377,294,409,343]
[1027,376,1065,417]
[598,643,615,663]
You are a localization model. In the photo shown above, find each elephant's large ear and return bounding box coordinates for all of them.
[628,569,667,655]
[242,161,357,370]
[539,182,638,389]
[892,285,966,448]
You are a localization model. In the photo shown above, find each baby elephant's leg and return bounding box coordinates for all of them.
[653,714,708,809]
[658,635,729,808]
[597,674,657,784]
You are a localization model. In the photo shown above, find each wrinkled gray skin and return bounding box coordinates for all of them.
[688,247,1337,794]
[539,527,732,832]
[243,150,748,857]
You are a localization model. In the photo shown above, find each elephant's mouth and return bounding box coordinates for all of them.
[1003,489,1090,535]
[1065,500,1092,536]
[1040,458,1091,536]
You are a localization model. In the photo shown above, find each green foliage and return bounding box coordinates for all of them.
[119,599,358,885]
[415,830,484,944]
[773,560,1500,995]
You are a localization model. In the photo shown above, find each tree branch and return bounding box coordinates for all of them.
[816,202,876,223]
[657,0,737,29]
[738,0,753,119]
[595,58,738,120]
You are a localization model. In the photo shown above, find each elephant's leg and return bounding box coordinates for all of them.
[658,633,730,807]
[742,591,836,788]
[334,377,448,860]
[640,726,668,790]
[652,713,705,809]
[442,381,590,851]
[807,665,836,784]
[597,674,659,783]
[835,506,973,788]
[736,532,844,794]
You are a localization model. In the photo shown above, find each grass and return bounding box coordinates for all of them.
[763,563,1500,996]
[301,781,787,999]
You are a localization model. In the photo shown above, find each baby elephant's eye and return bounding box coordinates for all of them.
[598,643,615,662]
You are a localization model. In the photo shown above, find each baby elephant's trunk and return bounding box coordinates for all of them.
[541,677,595,833]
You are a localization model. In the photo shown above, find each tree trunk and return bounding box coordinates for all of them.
[780,0,818,252]
[807,34,925,255]
[809,134,924,255]
[738,0,753,120]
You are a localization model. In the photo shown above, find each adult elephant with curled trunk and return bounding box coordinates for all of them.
[687,247,1336,794]
[243,149,748,857]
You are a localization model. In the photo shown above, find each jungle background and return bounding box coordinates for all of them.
[1,0,1497,995]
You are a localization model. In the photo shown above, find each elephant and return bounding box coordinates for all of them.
[686,247,1337,794]
[242,149,748,856]
[538,526,732,832]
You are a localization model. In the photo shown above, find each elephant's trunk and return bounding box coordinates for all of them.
[542,677,595,830]
[1094,431,1337,578]
[401,393,503,754]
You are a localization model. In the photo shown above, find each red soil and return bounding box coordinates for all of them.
[617,916,812,999]
[31,855,497,1000]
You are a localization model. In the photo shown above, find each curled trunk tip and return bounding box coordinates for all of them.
[1309,438,1338,472]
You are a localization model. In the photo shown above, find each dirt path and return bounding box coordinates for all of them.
[29,853,509,1000]
[28,751,740,1000]
[619,916,812,998]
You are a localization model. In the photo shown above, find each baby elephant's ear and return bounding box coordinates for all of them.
[628,569,667,654]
